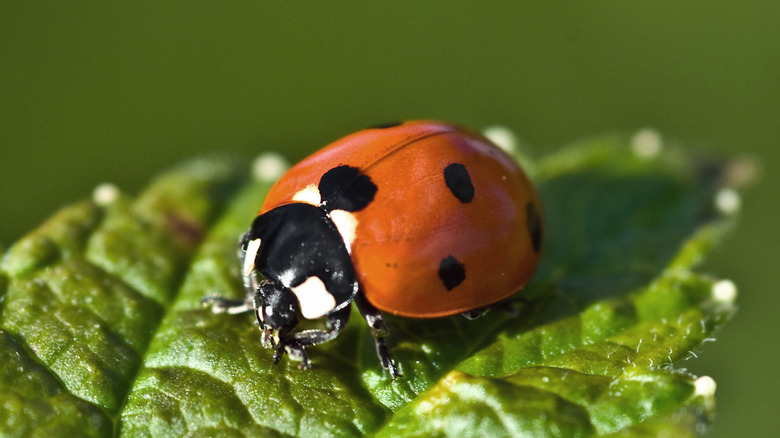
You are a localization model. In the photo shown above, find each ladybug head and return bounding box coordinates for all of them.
[257,281,299,347]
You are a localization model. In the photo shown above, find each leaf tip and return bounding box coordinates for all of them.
[711,279,738,306]
[693,375,717,398]
[482,125,537,176]
[92,183,122,206]
[482,125,518,154]
[631,128,664,158]
[252,152,289,183]
[715,188,741,216]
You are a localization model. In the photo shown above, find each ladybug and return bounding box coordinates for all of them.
[205,121,543,377]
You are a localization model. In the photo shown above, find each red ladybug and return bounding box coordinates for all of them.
[205,121,543,377]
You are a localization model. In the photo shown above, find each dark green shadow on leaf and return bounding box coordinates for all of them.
[0,330,112,437]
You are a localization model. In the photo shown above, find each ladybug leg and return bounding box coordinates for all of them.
[461,299,522,320]
[201,231,258,315]
[201,295,253,315]
[354,293,402,378]
[276,305,351,370]
[373,337,401,379]
[461,306,488,320]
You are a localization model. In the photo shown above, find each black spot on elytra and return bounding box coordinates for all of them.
[318,165,378,213]
[526,201,542,253]
[369,121,403,129]
[443,163,474,203]
[438,255,466,291]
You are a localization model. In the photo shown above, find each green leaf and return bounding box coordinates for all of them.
[0,132,739,437]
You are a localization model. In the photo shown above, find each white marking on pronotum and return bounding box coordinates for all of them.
[292,184,322,206]
[631,128,662,158]
[252,152,289,183]
[256,307,265,323]
[694,376,717,397]
[330,209,358,253]
[291,276,337,320]
[482,125,518,154]
[243,238,262,276]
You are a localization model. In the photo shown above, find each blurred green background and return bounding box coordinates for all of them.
[1,2,777,436]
